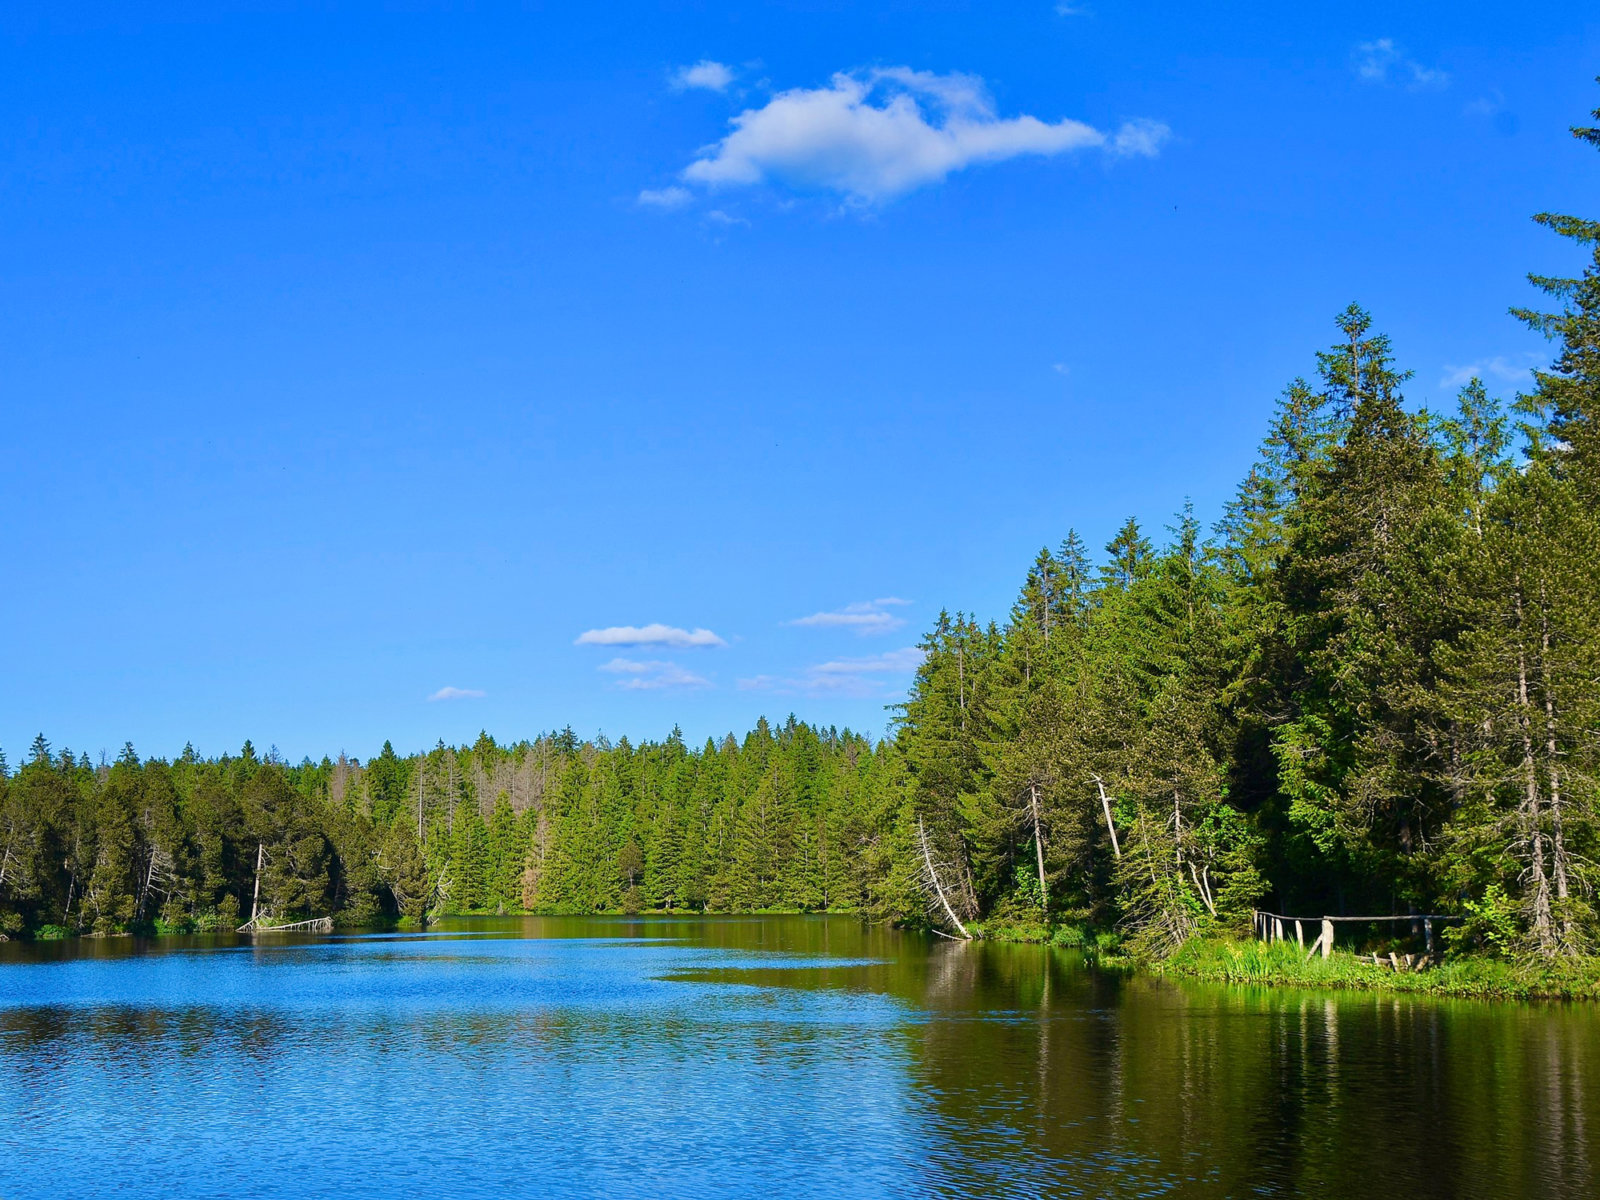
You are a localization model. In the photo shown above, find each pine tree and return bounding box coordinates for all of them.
[1436,463,1600,954]
[485,793,522,912]
[380,819,430,923]
[1513,85,1600,505]
[242,764,332,923]
[1274,306,1459,908]
[1100,518,1154,592]
[449,799,488,911]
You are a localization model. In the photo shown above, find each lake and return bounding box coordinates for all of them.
[1,915,1595,1198]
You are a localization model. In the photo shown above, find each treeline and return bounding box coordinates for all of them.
[0,723,906,936]
[3,99,1598,959]
[894,101,1600,959]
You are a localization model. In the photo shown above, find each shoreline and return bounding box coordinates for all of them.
[14,913,1598,1001]
[1154,938,1600,1002]
[970,920,1600,1002]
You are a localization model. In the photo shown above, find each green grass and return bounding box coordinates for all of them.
[965,922,1600,1000]
[1158,936,1600,1000]
[969,916,1053,944]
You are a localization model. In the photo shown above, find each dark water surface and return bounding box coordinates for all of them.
[1,916,1596,1198]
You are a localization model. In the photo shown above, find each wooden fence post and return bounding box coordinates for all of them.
[1321,918,1333,960]
[1295,920,1304,949]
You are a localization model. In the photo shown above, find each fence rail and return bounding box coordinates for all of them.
[1251,910,1461,960]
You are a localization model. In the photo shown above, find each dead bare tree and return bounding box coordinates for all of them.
[1028,782,1050,911]
[917,817,972,939]
[1094,774,1122,859]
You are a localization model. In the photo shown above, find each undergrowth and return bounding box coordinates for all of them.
[1157,937,1600,1000]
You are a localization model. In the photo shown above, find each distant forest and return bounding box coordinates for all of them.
[3,99,1598,960]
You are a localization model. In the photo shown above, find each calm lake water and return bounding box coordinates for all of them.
[1,916,1596,1198]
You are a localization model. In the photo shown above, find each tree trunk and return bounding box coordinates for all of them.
[1029,783,1049,912]
[1537,594,1573,944]
[1173,791,1183,869]
[917,817,971,939]
[1094,776,1121,859]
[1513,586,1554,953]
[250,842,264,927]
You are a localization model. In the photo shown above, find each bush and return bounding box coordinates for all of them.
[1448,884,1521,958]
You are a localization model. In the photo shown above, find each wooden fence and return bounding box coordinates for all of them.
[1252,910,1460,963]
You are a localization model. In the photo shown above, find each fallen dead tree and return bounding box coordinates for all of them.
[917,817,972,940]
[237,915,334,934]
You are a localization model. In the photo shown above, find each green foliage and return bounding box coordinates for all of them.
[0,723,891,935]
[1450,885,1523,959]
[4,86,1598,982]
[1162,936,1600,1000]
[379,820,430,923]
[885,101,1600,961]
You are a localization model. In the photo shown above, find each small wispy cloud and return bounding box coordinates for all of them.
[706,209,750,227]
[810,646,926,675]
[576,623,728,648]
[1111,118,1169,157]
[599,658,712,690]
[1055,3,1090,14]
[1353,39,1449,90]
[739,647,924,698]
[672,60,736,93]
[638,185,694,209]
[1441,353,1544,389]
[428,686,485,702]
[788,598,911,636]
[675,67,1168,204]
[1463,90,1519,135]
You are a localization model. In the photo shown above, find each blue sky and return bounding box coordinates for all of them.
[2,2,1597,763]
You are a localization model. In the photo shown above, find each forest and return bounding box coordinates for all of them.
[2,103,1597,964]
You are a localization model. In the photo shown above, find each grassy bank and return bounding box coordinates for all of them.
[1154,937,1600,1000]
[967,920,1600,1000]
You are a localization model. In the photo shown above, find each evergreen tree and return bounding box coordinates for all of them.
[379,819,430,923]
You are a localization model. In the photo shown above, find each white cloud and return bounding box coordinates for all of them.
[1354,39,1449,90]
[789,599,910,636]
[1111,118,1170,157]
[1440,354,1544,389]
[677,67,1166,203]
[672,60,736,93]
[598,658,655,673]
[811,647,926,675]
[598,658,711,690]
[428,686,485,702]
[1055,3,1090,14]
[638,185,694,209]
[738,646,925,698]
[576,623,728,648]
[706,209,750,227]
